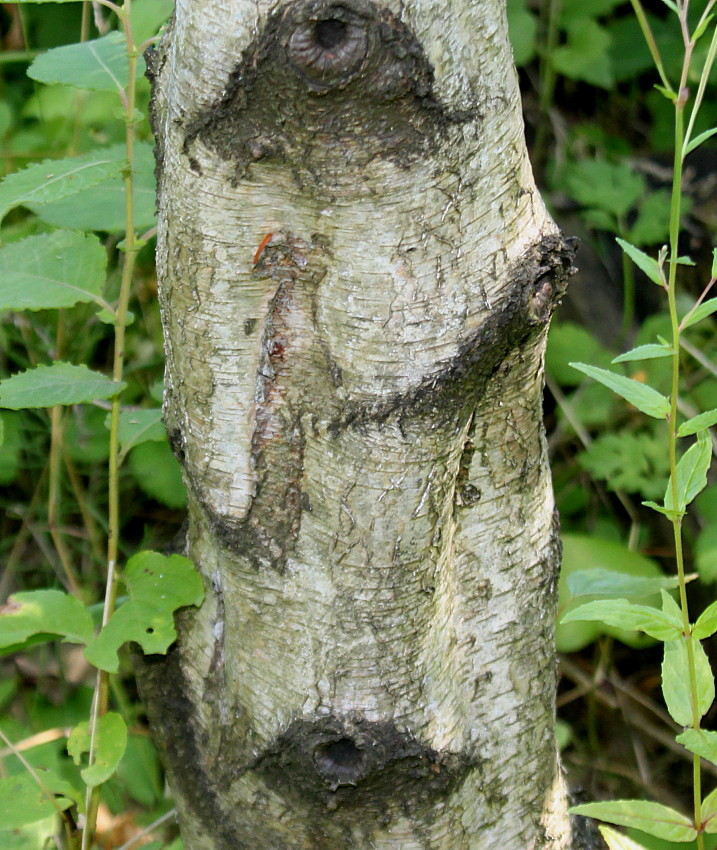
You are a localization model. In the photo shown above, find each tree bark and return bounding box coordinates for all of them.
[138,0,577,847]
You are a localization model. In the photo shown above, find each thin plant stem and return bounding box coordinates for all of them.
[81,2,139,847]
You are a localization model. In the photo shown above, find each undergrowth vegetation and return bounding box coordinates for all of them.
[0,1,715,848]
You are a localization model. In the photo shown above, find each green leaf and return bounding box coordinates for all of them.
[697,524,717,583]
[628,189,672,246]
[507,7,537,67]
[664,432,712,513]
[114,408,166,454]
[0,230,107,312]
[32,142,157,234]
[662,637,715,726]
[682,298,717,329]
[67,712,128,787]
[612,344,673,363]
[546,322,613,386]
[694,600,717,640]
[616,238,664,286]
[704,785,717,832]
[678,409,717,437]
[0,150,122,223]
[0,772,75,830]
[557,534,668,652]
[28,32,139,94]
[598,826,651,850]
[561,162,644,218]
[567,569,680,599]
[685,127,717,156]
[560,598,682,641]
[0,590,94,649]
[569,363,670,419]
[551,19,614,88]
[569,800,697,842]
[131,0,174,43]
[128,438,187,508]
[559,0,623,19]
[676,728,717,767]
[578,432,670,500]
[0,363,123,410]
[84,551,203,673]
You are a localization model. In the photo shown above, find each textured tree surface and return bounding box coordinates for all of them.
[138,0,578,847]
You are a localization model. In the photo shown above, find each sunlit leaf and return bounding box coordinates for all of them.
[676,728,717,767]
[612,344,673,363]
[598,826,650,850]
[569,800,697,842]
[682,298,717,329]
[662,637,715,726]
[0,772,76,830]
[560,598,682,641]
[694,599,717,640]
[0,590,93,649]
[68,712,128,787]
[84,551,203,673]
[616,238,663,286]
[570,363,670,419]
[664,431,712,513]
[567,569,680,599]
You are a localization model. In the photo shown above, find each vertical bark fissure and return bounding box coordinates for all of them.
[139,1,579,847]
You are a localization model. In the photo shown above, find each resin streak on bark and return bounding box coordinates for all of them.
[139,0,576,847]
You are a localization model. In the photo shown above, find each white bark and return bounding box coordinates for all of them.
[138,1,578,847]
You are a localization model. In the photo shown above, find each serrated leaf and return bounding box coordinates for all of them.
[31,142,156,233]
[0,590,94,649]
[560,598,682,641]
[598,826,650,850]
[84,552,203,673]
[67,712,127,787]
[628,189,672,246]
[0,363,123,409]
[578,431,670,499]
[682,298,717,329]
[665,431,712,513]
[569,800,697,842]
[685,127,717,156]
[567,568,680,598]
[28,32,140,94]
[570,363,670,419]
[0,230,107,312]
[612,344,673,363]
[694,599,717,640]
[561,161,644,218]
[114,408,166,455]
[551,19,614,88]
[616,238,664,286]
[676,728,717,766]
[0,151,122,223]
[662,637,715,726]
[0,772,75,830]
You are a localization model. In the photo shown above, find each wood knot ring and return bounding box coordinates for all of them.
[286,3,370,91]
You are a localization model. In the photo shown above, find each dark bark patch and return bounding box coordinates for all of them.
[251,714,477,812]
[329,233,578,434]
[182,0,476,190]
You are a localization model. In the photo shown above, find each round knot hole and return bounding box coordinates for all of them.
[314,738,366,785]
[315,19,347,50]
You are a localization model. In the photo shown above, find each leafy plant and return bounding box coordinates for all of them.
[563,2,717,847]
[0,2,197,849]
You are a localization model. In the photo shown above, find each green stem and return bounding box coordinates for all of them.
[534,0,561,166]
[665,27,704,844]
[81,4,139,847]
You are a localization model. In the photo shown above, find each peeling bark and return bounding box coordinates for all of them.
[138,1,578,847]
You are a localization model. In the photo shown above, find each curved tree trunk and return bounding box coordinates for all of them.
[138,0,577,847]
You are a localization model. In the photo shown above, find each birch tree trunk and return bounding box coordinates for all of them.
[138,1,578,847]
